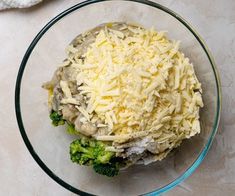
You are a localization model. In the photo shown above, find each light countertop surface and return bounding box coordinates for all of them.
[0,0,234,195]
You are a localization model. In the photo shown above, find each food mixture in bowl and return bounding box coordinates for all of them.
[43,22,203,177]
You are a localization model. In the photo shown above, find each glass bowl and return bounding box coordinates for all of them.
[15,0,221,195]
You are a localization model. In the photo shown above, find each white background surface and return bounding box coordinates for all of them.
[0,0,234,195]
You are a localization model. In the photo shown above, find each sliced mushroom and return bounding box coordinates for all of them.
[52,84,63,111]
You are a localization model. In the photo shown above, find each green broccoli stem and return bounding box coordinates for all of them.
[97,151,114,164]
[66,123,79,135]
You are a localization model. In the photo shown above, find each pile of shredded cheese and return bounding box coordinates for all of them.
[61,24,203,145]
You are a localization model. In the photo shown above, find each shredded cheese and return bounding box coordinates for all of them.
[63,24,203,144]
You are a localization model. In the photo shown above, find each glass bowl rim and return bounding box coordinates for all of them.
[15,0,222,195]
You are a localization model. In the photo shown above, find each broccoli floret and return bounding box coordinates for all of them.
[93,163,119,177]
[49,111,65,126]
[70,138,121,177]
[70,138,95,165]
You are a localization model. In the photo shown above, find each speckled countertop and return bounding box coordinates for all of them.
[0,0,234,195]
